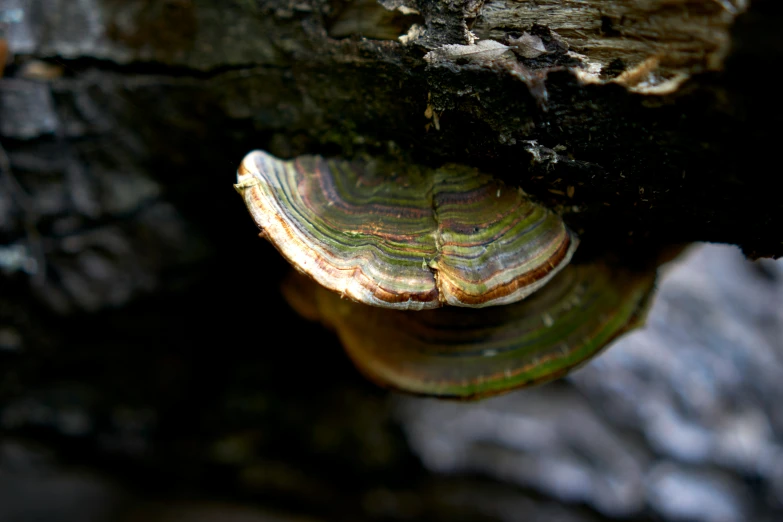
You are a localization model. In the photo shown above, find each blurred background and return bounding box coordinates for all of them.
[4,211,783,521]
[3,1,783,521]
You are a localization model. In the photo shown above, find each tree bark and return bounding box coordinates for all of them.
[2,0,782,266]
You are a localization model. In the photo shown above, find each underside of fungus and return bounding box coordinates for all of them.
[235,150,577,310]
[282,260,657,400]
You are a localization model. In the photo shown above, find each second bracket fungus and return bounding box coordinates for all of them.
[282,261,657,399]
[235,151,578,310]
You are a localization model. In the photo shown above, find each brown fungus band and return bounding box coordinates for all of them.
[235,150,578,310]
[282,261,657,399]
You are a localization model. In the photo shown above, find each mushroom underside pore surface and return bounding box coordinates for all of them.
[282,260,656,399]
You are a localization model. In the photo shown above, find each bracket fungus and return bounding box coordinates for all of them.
[282,261,657,399]
[234,150,660,398]
[235,151,577,310]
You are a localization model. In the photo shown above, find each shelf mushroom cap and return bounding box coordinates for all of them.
[235,150,578,310]
[282,260,657,399]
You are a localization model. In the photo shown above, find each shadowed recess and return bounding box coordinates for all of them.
[235,151,578,310]
[281,260,657,399]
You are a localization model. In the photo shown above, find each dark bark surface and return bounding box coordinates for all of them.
[1,0,782,258]
[1,1,783,521]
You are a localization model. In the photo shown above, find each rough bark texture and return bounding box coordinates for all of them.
[1,0,781,260]
[1,1,783,521]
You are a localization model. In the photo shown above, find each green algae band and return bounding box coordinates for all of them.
[282,262,657,399]
[236,150,577,310]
